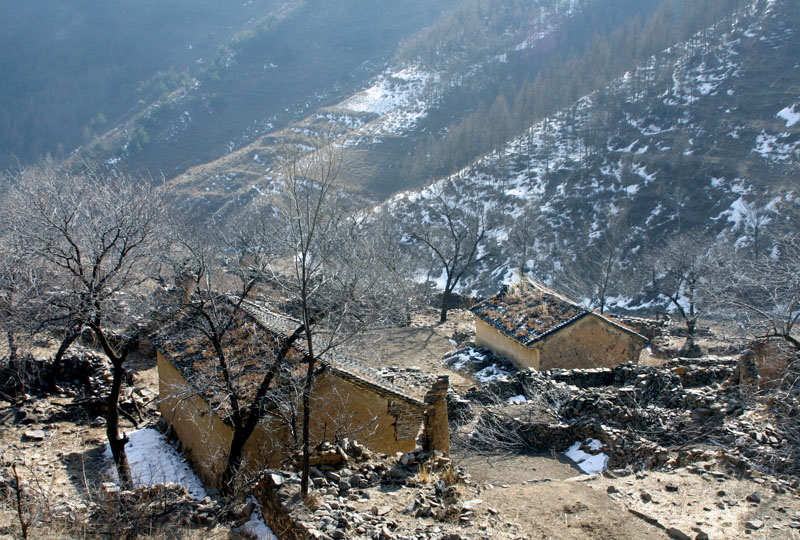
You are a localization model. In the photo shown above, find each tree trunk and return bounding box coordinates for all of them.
[221,428,247,494]
[680,318,701,357]
[107,356,132,489]
[54,329,81,364]
[90,323,133,489]
[300,351,316,496]
[440,288,452,324]
[221,324,304,495]
[7,331,17,363]
[300,322,316,496]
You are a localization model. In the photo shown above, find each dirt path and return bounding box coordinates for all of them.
[349,313,476,395]
[455,452,582,485]
[481,480,669,540]
[594,468,800,540]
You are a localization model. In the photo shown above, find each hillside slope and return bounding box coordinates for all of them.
[77,0,460,179]
[158,0,659,219]
[0,0,288,169]
[379,0,799,303]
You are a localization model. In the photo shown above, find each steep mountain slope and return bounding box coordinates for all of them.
[159,0,665,219]
[379,0,799,303]
[0,0,288,169]
[77,0,460,179]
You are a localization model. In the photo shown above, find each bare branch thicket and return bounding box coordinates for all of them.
[5,165,167,487]
[641,232,713,356]
[242,136,412,496]
[449,375,578,457]
[405,179,495,323]
[710,228,800,352]
[555,210,631,314]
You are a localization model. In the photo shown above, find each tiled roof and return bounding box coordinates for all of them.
[151,302,304,421]
[153,297,423,418]
[240,300,424,407]
[472,280,588,346]
[471,280,647,347]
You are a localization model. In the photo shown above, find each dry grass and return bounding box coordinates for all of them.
[439,464,460,486]
[301,490,321,510]
[416,462,432,484]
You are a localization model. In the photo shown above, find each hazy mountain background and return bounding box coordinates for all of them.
[2,0,798,305]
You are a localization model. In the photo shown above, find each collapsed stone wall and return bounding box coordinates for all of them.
[457,355,800,477]
[462,359,739,405]
[0,349,116,400]
[257,439,472,540]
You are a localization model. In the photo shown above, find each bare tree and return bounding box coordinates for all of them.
[0,232,52,401]
[247,139,406,496]
[506,204,542,279]
[0,229,45,364]
[556,213,629,314]
[6,165,166,486]
[643,233,711,356]
[713,231,800,350]
[741,200,768,261]
[407,180,494,323]
[162,222,308,495]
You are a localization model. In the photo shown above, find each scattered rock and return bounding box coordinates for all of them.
[745,519,764,530]
[666,527,692,540]
[23,429,46,441]
[745,491,761,504]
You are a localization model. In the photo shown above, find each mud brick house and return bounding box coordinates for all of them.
[471,280,647,371]
[153,299,443,488]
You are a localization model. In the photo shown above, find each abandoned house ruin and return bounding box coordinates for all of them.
[471,280,648,371]
[152,299,448,489]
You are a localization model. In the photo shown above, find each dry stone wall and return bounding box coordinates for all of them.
[460,354,800,478]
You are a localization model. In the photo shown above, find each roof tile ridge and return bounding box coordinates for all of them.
[239,299,423,405]
[525,278,588,313]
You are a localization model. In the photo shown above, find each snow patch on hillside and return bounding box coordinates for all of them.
[754,131,799,162]
[338,66,434,136]
[777,104,800,127]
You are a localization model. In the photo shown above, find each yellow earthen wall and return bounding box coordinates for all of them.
[303,371,421,455]
[538,314,645,370]
[241,417,291,472]
[159,353,422,488]
[474,318,540,370]
[239,371,420,473]
[157,352,233,488]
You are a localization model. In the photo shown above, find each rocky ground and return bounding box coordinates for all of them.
[0,312,798,540]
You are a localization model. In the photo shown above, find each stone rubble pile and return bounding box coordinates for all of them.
[378,366,437,396]
[459,357,800,480]
[1,348,124,401]
[262,439,484,540]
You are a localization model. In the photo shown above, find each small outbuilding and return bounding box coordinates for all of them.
[471,280,647,371]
